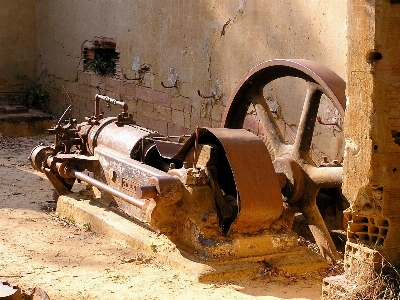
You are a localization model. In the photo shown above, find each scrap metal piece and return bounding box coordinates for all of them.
[0,281,21,300]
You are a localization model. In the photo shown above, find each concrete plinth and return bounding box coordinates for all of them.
[0,107,53,137]
[56,192,328,282]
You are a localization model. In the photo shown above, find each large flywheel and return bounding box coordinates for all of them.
[223,59,346,263]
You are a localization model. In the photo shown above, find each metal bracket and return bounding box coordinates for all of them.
[161,79,178,89]
[316,116,342,130]
[197,89,216,99]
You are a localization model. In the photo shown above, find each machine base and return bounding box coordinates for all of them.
[56,192,328,282]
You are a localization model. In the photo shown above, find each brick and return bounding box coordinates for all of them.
[191,98,202,117]
[153,104,172,122]
[148,119,168,135]
[152,90,172,107]
[78,71,91,86]
[190,113,211,130]
[105,77,124,94]
[65,80,93,100]
[201,101,213,119]
[91,73,104,88]
[137,100,154,117]
[124,83,137,98]
[168,124,191,136]
[90,86,100,99]
[121,95,137,113]
[136,86,153,102]
[44,75,66,91]
[171,109,185,128]
[134,113,151,129]
[211,103,225,124]
[171,96,192,113]
[190,113,201,129]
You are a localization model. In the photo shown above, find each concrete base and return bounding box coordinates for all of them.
[57,192,328,282]
[0,108,53,137]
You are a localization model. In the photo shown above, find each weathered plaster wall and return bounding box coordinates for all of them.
[36,0,347,136]
[0,0,36,96]
[343,0,400,266]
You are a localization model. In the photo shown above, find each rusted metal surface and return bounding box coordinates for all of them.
[205,128,282,233]
[0,281,21,300]
[223,59,346,263]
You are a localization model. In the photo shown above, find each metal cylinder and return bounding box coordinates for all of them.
[85,117,160,159]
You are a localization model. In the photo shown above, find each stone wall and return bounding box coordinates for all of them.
[0,0,36,98]
[343,0,400,267]
[35,0,348,135]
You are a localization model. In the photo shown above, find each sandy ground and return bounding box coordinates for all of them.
[0,135,331,299]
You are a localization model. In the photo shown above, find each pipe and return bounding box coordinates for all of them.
[95,94,128,113]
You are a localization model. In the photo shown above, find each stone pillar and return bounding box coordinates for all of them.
[322,1,400,298]
[344,0,400,269]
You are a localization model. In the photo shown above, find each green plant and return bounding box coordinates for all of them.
[89,48,119,77]
[13,82,50,112]
[149,242,157,252]
[67,215,75,223]
[83,223,91,231]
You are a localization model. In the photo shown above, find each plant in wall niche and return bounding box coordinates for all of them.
[88,48,119,94]
[13,81,50,113]
[89,48,119,77]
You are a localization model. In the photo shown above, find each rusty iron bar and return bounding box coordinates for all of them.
[56,105,72,126]
[135,185,158,199]
[193,127,200,168]
[69,168,145,208]
[292,83,322,161]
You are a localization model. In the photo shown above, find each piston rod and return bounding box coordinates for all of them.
[69,169,145,208]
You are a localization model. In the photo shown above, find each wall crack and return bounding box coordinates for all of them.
[204,0,247,78]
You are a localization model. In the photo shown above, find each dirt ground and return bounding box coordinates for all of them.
[0,135,333,299]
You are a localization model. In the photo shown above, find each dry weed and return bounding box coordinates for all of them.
[344,257,400,300]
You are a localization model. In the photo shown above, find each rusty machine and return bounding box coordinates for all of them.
[30,59,347,269]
